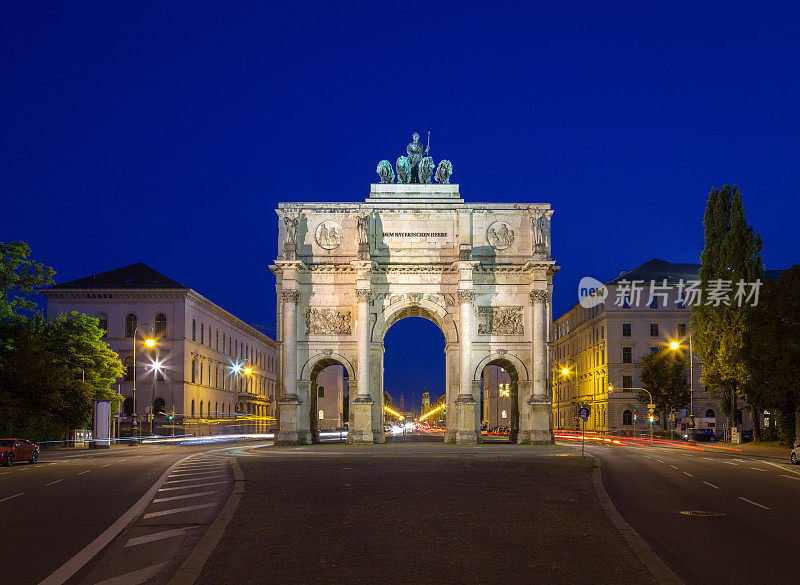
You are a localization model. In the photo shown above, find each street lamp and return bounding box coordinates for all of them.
[669,333,695,437]
[132,324,155,439]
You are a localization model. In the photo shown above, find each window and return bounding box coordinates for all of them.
[192,319,196,341]
[200,400,204,417]
[191,399,195,417]
[622,347,632,363]
[501,410,508,419]
[650,346,659,353]
[155,313,167,338]
[215,401,218,416]
[676,295,685,309]
[622,376,633,390]
[215,366,219,388]
[97,314,108,338]
[649,296,658,309]
[153,397,166,415]
[677,323,687,337]
[191,360,196,383]
[124,356,134,381]
[318,409,324,420]
[650,323,659,337]
[201,323,204,345]
[622,323,631,337]
[125,314,137,338]
[216,331,219,350]
[622,294,630,309]
[318,386,325,398]
[705,409,715,418]
[223,334,226,353]
[200,363,204,385]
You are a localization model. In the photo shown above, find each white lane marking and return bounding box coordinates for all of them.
[781,474,800,481]
[101,464,111,468]
[152,490,220,503]
[748,467,767,472]
[683,472,693,477]
[0,492,24,504]
[739,497,770,510]
[723,461,738,465]
[734,459,747,462]
[642,455,651,459]
[703,481,721,489]
[125,527,196,547]
[76,470,92,476]
[93,562,166,585]
[669,465,678,469]
[755,458,800,477]
[143,503,217,519]
[656,459,664,463]
[702,457,714,461]
[158,481,228,492]
[117,459,127,463]
[44,479,64,487]
[164,474,227,485]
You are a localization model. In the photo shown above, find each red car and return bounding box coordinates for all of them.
[0,438,39,466]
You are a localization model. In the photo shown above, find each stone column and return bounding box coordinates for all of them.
[524,289,553,444]
[277,288,303,445]
[455,288,479,444]
[350,287,374,444]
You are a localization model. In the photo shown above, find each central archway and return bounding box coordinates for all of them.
[373,299,460,442]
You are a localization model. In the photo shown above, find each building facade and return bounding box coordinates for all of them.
[315,365,346,430]
[44,263,278,436]
[482,365,514,430]
[552,259,752,436]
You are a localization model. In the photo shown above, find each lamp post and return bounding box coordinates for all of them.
[132,324,155,439]
[670,333,695,439]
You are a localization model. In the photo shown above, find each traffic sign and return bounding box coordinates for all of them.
[578,406,590,421]
[647,403,656,409]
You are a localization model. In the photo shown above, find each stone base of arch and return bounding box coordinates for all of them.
[349,397,375,444]
[518,397,554,444]
[454,394,482,444]
[276,395,313,446]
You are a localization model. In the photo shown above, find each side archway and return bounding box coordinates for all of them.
[299,352,355,443]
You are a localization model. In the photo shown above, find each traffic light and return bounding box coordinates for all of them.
[633,413,638,421]
[648,415,655,423]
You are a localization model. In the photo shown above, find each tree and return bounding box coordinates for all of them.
[691,185,764,434]
[638,349,690,424]
[0,241,55,320]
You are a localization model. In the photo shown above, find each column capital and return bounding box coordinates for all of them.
[281,289,300,303]
[458,290,476,304]
[355,289,373,303]
[530,289,548,304]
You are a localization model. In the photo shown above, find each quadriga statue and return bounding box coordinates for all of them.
[419,157,435,184]
[396,156,411,184]
[376,159,395,184]
[435,160,453,184]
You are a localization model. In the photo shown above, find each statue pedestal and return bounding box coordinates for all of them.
[518,396,554,444]
[349,397,374,444]
[276,395,311,445]
[455,394,480,444]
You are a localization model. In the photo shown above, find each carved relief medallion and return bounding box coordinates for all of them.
[315,221,342,250]
[486,221,515,250]
[477,306,524,335]
[305,307,352,335]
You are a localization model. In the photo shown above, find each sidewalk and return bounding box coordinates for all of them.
[194,443,658,585]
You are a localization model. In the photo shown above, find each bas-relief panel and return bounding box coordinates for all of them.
[305,308,352,335]
[477,306,524,335]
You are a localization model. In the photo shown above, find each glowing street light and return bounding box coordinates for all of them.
[561,367,570,376]
[668,334,695,437]
[145,338,155,347]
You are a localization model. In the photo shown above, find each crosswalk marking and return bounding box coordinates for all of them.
[125,527,196,547]
[152,490,220,503]
[93,562,166,585]
[164,474,227,484]
[143,503,217,519]
[158,481,228,492]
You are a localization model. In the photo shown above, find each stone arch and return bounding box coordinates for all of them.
[374,299,457,344]
[299,353,354,443]
[472,351,529,382]
[300,351,356,382]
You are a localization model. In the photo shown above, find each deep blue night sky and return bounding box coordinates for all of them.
[3,2,799,410]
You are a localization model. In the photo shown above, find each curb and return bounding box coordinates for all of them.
[591,459,684,585]
[166,457,245,585]
[38,453,197,585]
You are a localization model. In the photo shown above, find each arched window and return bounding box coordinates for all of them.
[223,334,226,353]
[705,409,715,418]
[215,366,219,388]
[124,356,134,381]
[501,410,508,419]
[153,397,166,414]
[192,319,196,341]
[200,400,204,417]
[318,409,324,420]
[191,360,196,383]
[200,362,204,385]
[208,326,212,346]
[123,397,134,416]
[125,314,137,338]
[97,313,108,338]
[155,313,167,338]
[216,331,219,350]
[201,323,204,345]
[318,386,325,398]
[215,401,218,417]
[623,410,632,425]
[191,399,195,417]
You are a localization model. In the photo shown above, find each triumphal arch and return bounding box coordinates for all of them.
[271,134,558,445]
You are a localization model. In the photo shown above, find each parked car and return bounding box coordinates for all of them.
[791,440,800,465]
[0,438,39,466]
[691,428,717,442]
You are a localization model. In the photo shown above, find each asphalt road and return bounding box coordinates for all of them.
[0,442,265,585]
[586,440,800,585]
